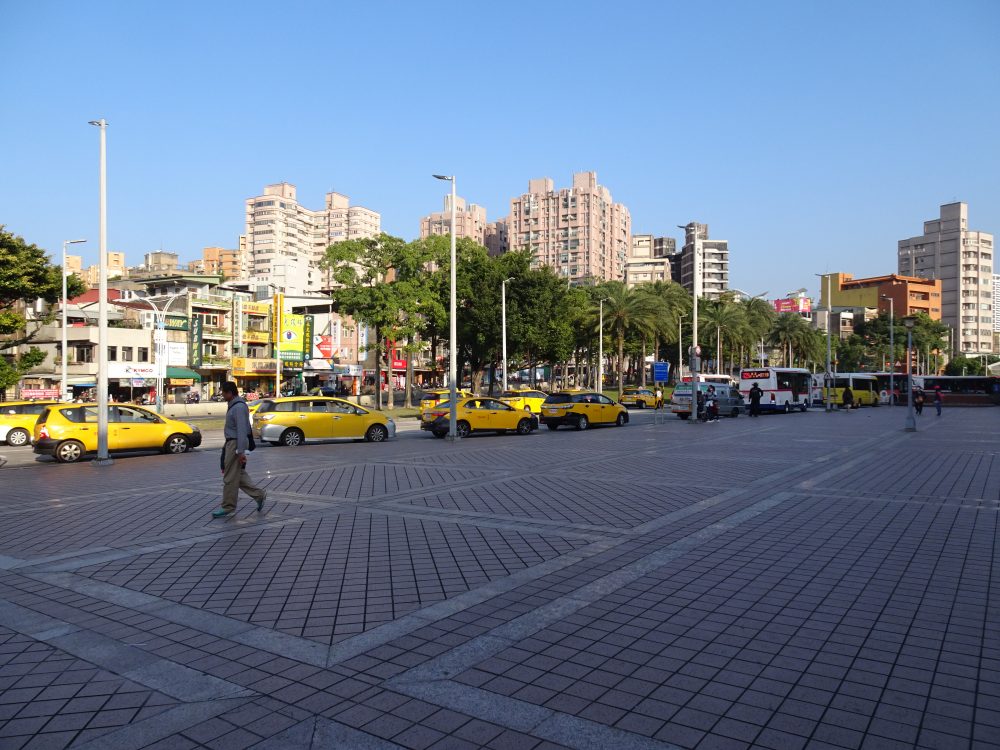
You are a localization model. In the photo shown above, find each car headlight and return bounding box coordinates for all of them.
[186,424,200,432]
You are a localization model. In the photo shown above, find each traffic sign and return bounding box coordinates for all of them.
[652,361,670,382]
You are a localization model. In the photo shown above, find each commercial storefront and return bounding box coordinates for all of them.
[165,366,202,403]
[232,357,277,397]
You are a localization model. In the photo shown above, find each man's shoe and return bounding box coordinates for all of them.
[256,491,267,513]
[212,507,235,519]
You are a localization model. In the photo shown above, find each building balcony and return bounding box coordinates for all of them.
[202,328,231,339]
[191,295,232,309]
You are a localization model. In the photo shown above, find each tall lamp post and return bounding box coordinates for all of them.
[881,294,895,405]
[61,239,87,401]
[677,313,686,382]
[903,316,916,431]
[433,174,458,440]
[88,119,111,465]
[597,298,606,393]
[814,273,834,412]
[501,277,514,392]
[139,293,186,413]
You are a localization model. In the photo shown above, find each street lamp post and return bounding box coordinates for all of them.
[433,175,458,439]
[903,316,917,431]
[598,299,606,393]
[139,294,186,413]
[501,277,514,392]
[61,239,86,401]
[881,294,894,405]
[88,118,112,465]
[677,313,686,382]
[814,273,834,412]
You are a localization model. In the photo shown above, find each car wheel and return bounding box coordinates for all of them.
[616,412,627,426]
[365,424,388,442]
[55,440,84,463]
[280,428,304,446]
[516,418,533,435]
[6,428,29,447]
[575,415,589,431]
[163,434,189,454]
[546,423,559,431]
[784,402,792,414]
[800,403,808,412]
[636,401,645,409]
[456,421,471,438]
[731,408,739,418]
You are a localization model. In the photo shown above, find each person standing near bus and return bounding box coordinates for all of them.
[914,388,925,415]
[748,382,763,417]
[842,385,854,411]
[933,385,943,416]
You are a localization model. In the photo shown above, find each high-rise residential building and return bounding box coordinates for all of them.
[420,195,489,245]
[994,274,1000,332]
[676,223,729,299]
[898,202,994,354]
[484,219,509,257]
[819,273,942,319]
[199,246,243,279]
[244,183,380,288]
[64,254,83,278]
[626,235,675,287]
[509,172,631,283]
[83,251,126,287]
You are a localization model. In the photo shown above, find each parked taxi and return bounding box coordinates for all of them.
[1,400,58,446]
[539,392,629,431]
[253,396,395,446]
[418,388,473,418]
[498,388,548,414]
[33,404,202,463]
[421,397,538,438]
[619,387,658,409]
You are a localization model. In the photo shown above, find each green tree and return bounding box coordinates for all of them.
[768,313,809,366]
[740,296,777,365]
[701,299,748,375]
[595,281,664,394]
[0,227,86,392]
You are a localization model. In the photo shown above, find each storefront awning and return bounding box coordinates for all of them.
[166,367,202,381]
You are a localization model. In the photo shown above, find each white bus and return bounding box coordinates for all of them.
[738,367,811,413]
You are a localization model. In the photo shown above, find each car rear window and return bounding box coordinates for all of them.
[256,400,275,413]
[420,393,442,402]
[36,408,50,425]
[543,394,572,404]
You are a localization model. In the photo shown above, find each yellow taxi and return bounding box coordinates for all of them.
[539,392,629,431]
[252,396,395,446]
[33,404,202,463]
[418,388,473,418]
[619,387,658,409]
[498,388,548,415]
[421,397,538,439]
[1,400,58,446]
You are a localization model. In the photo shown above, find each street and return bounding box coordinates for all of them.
[0,407,997,750]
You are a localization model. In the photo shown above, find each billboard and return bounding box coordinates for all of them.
[279,314,314,366]
[773,297,812,314]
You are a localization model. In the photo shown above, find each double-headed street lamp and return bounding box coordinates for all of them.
[881,294,895,405]
[501,277,514,392]
[139,293,186,413]
[903,316,917,431]
[597,298,606,393]
[88,118,111,465]
[432,174,458,440]
[61,239,87,401]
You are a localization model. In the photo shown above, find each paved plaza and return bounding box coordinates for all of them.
[0,407,997,749]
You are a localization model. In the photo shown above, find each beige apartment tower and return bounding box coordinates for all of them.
[244,183,381,288]
[509,172,631,283]
[626,235,675,287]
[678,223,729,299]
[420,196,489,245]
[898,202,994,354]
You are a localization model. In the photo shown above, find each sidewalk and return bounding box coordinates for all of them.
[0,408,997,749]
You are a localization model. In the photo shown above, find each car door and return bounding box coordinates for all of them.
[482,399,516,430]
[112,406,160,450]
[296,400,333,439]
[327,399,366,438]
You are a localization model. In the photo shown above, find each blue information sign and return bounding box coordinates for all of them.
[652,361,670,382]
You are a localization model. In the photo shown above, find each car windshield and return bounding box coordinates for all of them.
[543,394,572,404]
[420,393,443,401]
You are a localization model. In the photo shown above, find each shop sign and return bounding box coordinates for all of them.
[167,342,188,366]
[332,364,363,376]
[279,314,313,363]
[314,334,333,359]
[232,298,244,356]
[390,359,407,370]
[130,378,147,387]
[190,316,203,367]
[164,314,188,331]
[20,388,60,399]
[232,357,277,376]
[109,363,158,379]
[242,330,270,343]
[169,378,195,386]
[244,301,271,315]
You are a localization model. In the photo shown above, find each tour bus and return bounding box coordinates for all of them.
[738,367,811,412]
[809,373,879,407]
[919,375,1000,406]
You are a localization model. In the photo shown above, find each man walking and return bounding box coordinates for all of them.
[933,385,943,416]
[213,381,266,519]
[748,382,763,417]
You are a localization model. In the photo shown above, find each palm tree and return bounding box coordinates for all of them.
[701,299,747,375]
[769,313,809,366]
[741,297,777,365]
[596,282,664,395]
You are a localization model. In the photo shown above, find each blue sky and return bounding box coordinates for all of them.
[2,0,998,300]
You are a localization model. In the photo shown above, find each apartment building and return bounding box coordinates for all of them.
[82,251,126,287]
[420,195,489,245]
[244,183,381,288]
[64,254,83,278]
[676,223,729,299]
[196,246,246,280]
[509,172,631,283]
[898,202,994,354]
[819,273,942,320]
[484,219,509,257]
[994,274,1000,332]
[626,235,675,288]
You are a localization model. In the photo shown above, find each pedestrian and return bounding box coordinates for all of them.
[212,381,267,519]
[933,385,943,416]
[748,382,763,417]
[842,385,854,411]
[914,388,925,415]
[705,385,720,422]
[654,387,663,410]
